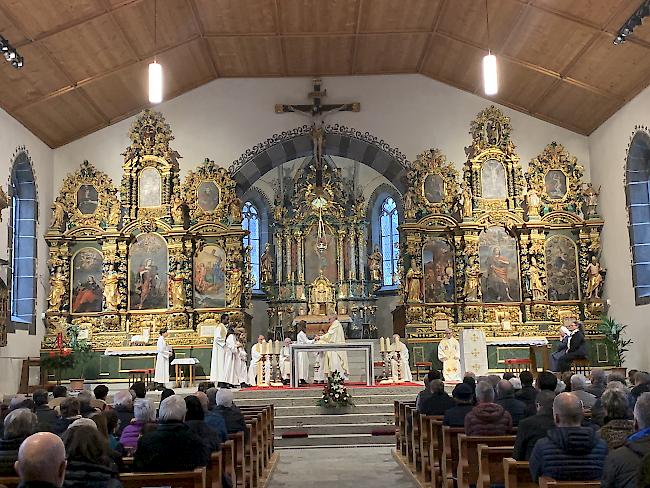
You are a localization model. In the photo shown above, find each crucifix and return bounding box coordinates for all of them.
[275,78,360,188]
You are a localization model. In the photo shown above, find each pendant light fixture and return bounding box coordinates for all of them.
[483,0,498,96]
[148,0,163,104]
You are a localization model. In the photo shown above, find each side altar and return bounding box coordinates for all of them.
[43,110,252,383]
[396,106,610,371]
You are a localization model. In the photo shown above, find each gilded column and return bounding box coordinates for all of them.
[358,226,366,281]
[296,230,304,283]
[285,232,292,282]
[275,231,283,284]
[337,230,345,283]
[348,229,357,280]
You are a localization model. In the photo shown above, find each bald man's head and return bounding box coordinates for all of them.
[553,392,584,427]
[15,432,66,487]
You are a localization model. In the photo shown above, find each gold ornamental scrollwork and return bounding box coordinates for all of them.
[181,158,237,226]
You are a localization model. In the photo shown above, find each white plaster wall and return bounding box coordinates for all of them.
[53,74,591,188]
[0,107,54,395]
[589,84,650,371]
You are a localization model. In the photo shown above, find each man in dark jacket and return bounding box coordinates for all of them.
[0,408,37,475]
[536,371,558,392]
[586,368,607,398]
[213,390,247,440]
[33,390,58,433]
[602,391,650,488]
[205,388,229,443]
[464,381,513,435]
[134,394,209,472]
[513,390,556,461]
[631,372,650,408]
[496,379,527,425]
[419,380,455,416]
[50,398,81,436]
[529,392,607,482]
[15,432,67,488]
[515,371,538,416]
[415,370,441,411]
[443,384,474,427]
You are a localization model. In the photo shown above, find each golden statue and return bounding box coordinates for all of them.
[529,257,545,300]
[47,268,66,311]
[406,262,424,302]
[526,187,541,218]
[107,198,121,227]
[585,255,604,299]
[229,196,242,222]
[171,196,185,225]
[228,266,242,306]
[403,191,416,220]
[583,183,600,218]
[461,182,473,219]
[102,271,120,311]
[463,261,482,302]
[260,242,273,284]
[169,266,186,309]
[368,246,382,282]
[50,198,65,231]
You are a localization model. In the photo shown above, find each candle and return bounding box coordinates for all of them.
[274,340,281,355]
[265,341,271,355]
[380,337,386,353]
[387,337,393,351]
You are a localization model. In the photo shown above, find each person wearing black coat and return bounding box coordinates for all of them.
[557,322,587,372]
[184,396,221,453]
[419,379,455,416]
[134,395,208,473]
[496,380,528,426]
[214,390,247,439]
[443,384,474,427]
[32,390,58,433]
[513,390,556,461]
[515,371,538,417]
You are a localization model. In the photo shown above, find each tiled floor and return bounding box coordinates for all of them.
[268,446,416,487]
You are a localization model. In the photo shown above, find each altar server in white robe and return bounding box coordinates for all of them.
[390,334,413,383]
[279,338,292,385]
[154,328,172,387]
[209,313,229,386]
[235,331,249,387]
[318,316,349,379]
[438,328,461,382]
[248,335,269,386]
[297,321,314,385]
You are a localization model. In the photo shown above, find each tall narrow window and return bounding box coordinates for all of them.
[9,151,37,329]
[380,196,399,286]
[242,201,261,290]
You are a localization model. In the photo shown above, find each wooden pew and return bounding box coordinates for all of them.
[503,458,535,488]
[120,467,206,488]
[206,450,223,488]
[228,432,246,488]
[0,476,19,488]
[244,418,260,487]
[441,425,464,488]
[394,400,401,450]
[456,434,516,488]
[539,479,601,487]
[410,409,422,470]
[419,415,443,486]
[221,439,237,488]
[476,445,514,488]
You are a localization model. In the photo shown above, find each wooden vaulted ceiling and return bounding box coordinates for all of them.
[0,0,649,148]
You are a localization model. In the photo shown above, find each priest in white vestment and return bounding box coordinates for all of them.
[154,328,172,387]
[296,322,314,385]
[438,329,461,382]
[248,335,269,386]
[209,314,229,386]
[279,338,292,385]
[318,316,349,379]
[390,334,413,383]
[223,326,246,387]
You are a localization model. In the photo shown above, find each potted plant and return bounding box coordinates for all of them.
[41,324,93,389]
[598,315,632,377]
[316,371,354,414]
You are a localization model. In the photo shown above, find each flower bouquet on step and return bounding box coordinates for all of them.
[316,370,354,409]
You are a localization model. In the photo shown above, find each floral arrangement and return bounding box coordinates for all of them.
[598,315,632,367]
[40,325,93,381]
[316,371,354,409]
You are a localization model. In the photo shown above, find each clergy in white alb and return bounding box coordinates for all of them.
[318,316,349,379]
[296,321,314,385]
[438,329,461,382]
[235,335,249,387]
[154,328,172,386]
[223,326,245,387]
[209,313,229,385]
[390,334,413,383]
[279,338,292,384]
[248,335,270,386]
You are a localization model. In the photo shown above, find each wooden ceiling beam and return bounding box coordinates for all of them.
[349,0,364,74]
[100,0,142,63]
[415,0,446,73]
[187,0,219,78]
[274,0,288,76]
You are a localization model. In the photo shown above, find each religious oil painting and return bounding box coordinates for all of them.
[422,238,455,302]
[481,159,507,199]
[479,226,521,302]
[76,185,99,215]
[71,247,103,313]
[197,181,220,212]
[545,235,580,301]
[304,225,337,284]
[193,244,226,308]
[138,167,162,208]
[129,233,167,310]
[545,170,568,199]
[423,174,444,204]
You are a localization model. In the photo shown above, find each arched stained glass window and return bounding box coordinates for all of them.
[242,201,261,290]
[380,196,400,286]
[10,150,37,330]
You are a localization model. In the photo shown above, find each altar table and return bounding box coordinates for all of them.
[171,358,200,387]
[289,342,375,388]
[486,336,550,375]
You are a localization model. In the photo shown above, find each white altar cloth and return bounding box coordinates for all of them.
[104,346,157,356]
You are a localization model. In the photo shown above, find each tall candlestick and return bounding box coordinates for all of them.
[380,337,386,353]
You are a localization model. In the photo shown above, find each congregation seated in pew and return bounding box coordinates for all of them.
[443,384,474,427]
[465,381,513,436]
[495,379,527,426]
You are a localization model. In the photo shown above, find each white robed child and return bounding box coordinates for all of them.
[437,328,461,382]
[280,338,292,385]
[318,315,349,380]
[154,328,172,388]
[390,334,413,383]
[248,335,270,386]
[209,313,229,386]
[223,326,251,388]
[296,321,314,385]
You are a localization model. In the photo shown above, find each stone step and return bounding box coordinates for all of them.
[275,433,395,448]
[274,412,394,426]
[232,385,421,400]
[275,423,394,436]
[235,393,414,407]
[274,403,392,416]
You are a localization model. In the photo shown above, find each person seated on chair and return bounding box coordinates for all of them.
[557,321,587,373]
[529,392,607,483]
[550,325,570,372]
